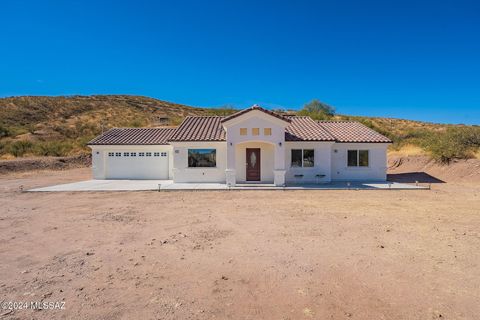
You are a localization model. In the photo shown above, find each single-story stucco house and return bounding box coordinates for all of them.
[88,105,392,186]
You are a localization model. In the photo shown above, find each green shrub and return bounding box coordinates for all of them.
[34,141,74,157]
[0,125,12,138]
[423,127,480,163]
[7,140,34,157]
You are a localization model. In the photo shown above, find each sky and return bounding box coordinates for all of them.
[1,0,479,124]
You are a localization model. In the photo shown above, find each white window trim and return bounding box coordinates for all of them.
[187,149,217,168]
[291,149,315,168]
[347,149,370,168]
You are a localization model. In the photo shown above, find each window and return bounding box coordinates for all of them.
[115,152,121,157]
[188,149,216,167]
[303,149,314,167]
[108,152,114,157]
[139,152,145,157]
[347,150,369,167]
[240,128,247,136]
[124,152,129,157]
[252,128,259,136]
[130,152,136,157]
[154,152,160,157]
[291,150,302,167]
[161,152,167,157]
[291,149,314,167]
[146,152,152,157]
[359,150,369,167]
[264,128,272,136]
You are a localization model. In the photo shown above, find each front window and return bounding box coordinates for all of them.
[291,149,314,167]
[264,128,272,136]
[291,149,302,167]
[240,128,247,136]
[303,149,314,167]
[252,128,259,136]
[347,150,369,167]
[188,149,216,167]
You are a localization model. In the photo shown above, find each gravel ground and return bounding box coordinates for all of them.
[0,168,479,320]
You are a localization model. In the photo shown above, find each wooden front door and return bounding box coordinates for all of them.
[246,148,261,181]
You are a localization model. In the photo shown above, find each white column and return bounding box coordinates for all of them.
[273,143,286,186]
[225,141,236,186]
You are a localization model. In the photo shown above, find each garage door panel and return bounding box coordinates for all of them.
[106,151,169,179]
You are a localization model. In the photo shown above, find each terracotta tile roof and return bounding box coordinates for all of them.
[285,116,335,141]
[317,121,392,143]
[168,116,226,141]
[221,105,291,123]
[88,127,176,145]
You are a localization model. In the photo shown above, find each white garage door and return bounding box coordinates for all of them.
[105,151,169,179]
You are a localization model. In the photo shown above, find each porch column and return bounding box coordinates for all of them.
[273,143,286,186]
[225,141,236,186]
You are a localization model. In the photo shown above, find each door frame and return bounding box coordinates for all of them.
[246,148,261,181]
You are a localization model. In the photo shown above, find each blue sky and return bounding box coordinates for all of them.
[1,0,479,124]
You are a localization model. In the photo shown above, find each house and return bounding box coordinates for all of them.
[88,105,391,186]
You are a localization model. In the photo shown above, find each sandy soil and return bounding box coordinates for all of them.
[1,167,479,320]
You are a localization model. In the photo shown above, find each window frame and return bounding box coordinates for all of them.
[290,149,315,168]
[187,149,217,168]
[347,149,369,167]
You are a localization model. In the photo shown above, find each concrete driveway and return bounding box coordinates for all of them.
[29,179,427,191]
[29,179,173,191]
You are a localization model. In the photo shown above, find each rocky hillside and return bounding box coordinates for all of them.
[0,95,235,158]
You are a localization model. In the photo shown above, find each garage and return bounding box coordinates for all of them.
[105,150,169,179]
[88,127,176,180]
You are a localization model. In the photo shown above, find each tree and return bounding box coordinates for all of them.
[298,99,335,120]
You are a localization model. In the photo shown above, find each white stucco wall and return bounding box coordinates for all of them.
[330,143,389,181]
[284,142,334,183]
[89,145,173,179]
[170,142,227,183]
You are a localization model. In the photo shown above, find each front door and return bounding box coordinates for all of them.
[246,148,261,181]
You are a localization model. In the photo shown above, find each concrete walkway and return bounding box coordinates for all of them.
[29,180,428,192]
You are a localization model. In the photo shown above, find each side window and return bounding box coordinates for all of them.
[347,150,358,166]
[347,150,369,167]
[359,150,369,167]
[303,149,314,167]
[291,149,302,167]
[291,149,314,167]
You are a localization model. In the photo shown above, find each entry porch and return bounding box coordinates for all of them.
[225,141,286,187]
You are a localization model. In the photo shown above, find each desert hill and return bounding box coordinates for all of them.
[0,95,478,161]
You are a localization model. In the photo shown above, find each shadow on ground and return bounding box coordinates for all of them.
[388,172,445,183]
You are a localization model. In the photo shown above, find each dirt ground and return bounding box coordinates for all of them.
[1,167,479,320]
